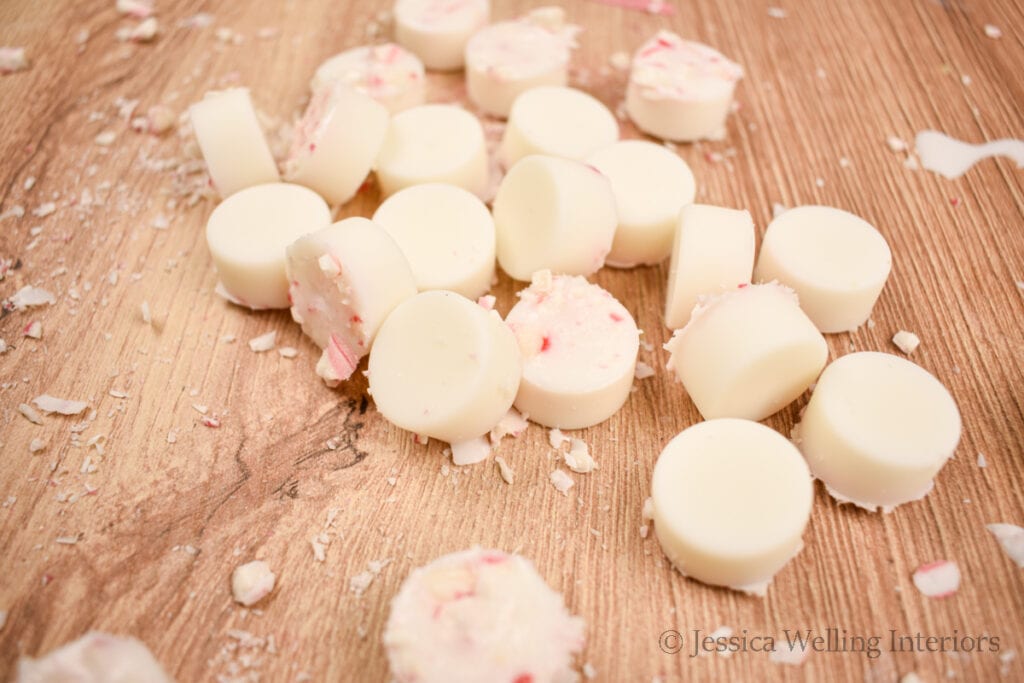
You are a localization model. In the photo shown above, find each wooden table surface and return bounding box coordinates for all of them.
[1,0,1023,681]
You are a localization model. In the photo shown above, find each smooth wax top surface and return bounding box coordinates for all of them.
[804,352,961,468]
[652,419,813,558]
[500,86,618,166]
[759,205,892,292]
[368,290,521,442]
[372,183,495,299]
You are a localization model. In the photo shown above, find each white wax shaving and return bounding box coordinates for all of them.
[32,394,88,415]
[987,523,1024,568]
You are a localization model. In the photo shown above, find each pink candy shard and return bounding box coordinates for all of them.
[326,334,358,381]
[912,560,961,598]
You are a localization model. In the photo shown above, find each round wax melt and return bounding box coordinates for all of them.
[286,217,417,386]
[493,155,617,281]
[795,352,961,512]
[506,272,639,429]
[499,86,618,168]
[284,82,389,205]
[394,0,489,71]
[626,31,743,142]
[372,183,496,300]
[664,203,755,329]
[664,282,828,421]
[189,88,280,197]
[368,290,521,443]
[16,631,172,683]
[465,13,575,118]
[384,548,585,683]
[651,418,813,595]
[586,140,697,268]
[754,205,892,333]
[376,104,489,198]
[311,43,426,113]
[206,183,331,309]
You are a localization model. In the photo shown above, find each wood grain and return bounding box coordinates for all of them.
[1,0,1022,681]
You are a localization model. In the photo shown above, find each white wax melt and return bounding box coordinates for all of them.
[394,0,490,71]
[586,140,697,268]
[372,183,496,299]
[626,31,743,142]
[284,82,389,205]
[664,283,828,421]
[754,205,892,333]
[795,352,961,512]
[664,204,755,329]
[311,43,426,113]
[651,419,813,595]
[465,10,577,117]
[376,104,488,198]
[17,631,171,683]
[207,183,331,309]
[368,290,521,443]
[499,86,618,168]
[493,155,617,281]
[286,217,417,385]
[506,272,639,429]
[384,548,585,683]
[189,88,280,197]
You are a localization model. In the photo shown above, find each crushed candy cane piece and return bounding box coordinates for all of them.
[29,438,47,453]
[116,0,154,18]
[118,17,159,42]
[350,558,391,597]
[451,436,491,466]
[0,47,28,74]
[550,469,574,495]
[767,7,787,19]
[489,408,529,445]
[549,427,569,449]
[32,394,88,415]
[495,455,515,484]
[887,136,908,152]
[248,331,277,352]
[19,403,43,424]
[986,523,1024,568]
[642,496,654,521]
[912,560,960,598]
[900,674,924,683]
[564,438,597,473]
[23,321,42,339]
[609,51,630,71]
[201,416,221,428]
[166,429,177,444]
[892,330,920,354]
[278,346,298,359]
[232,560,276,606]
[95,131,117,146]
[10,285,55,310]
[140,301,151,324]
[977,452,987,468]
[0,339,6,353]
[477,295,496,310]
[984,24,1002,39]
[146,105,176,134]
[634,361,655,379]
